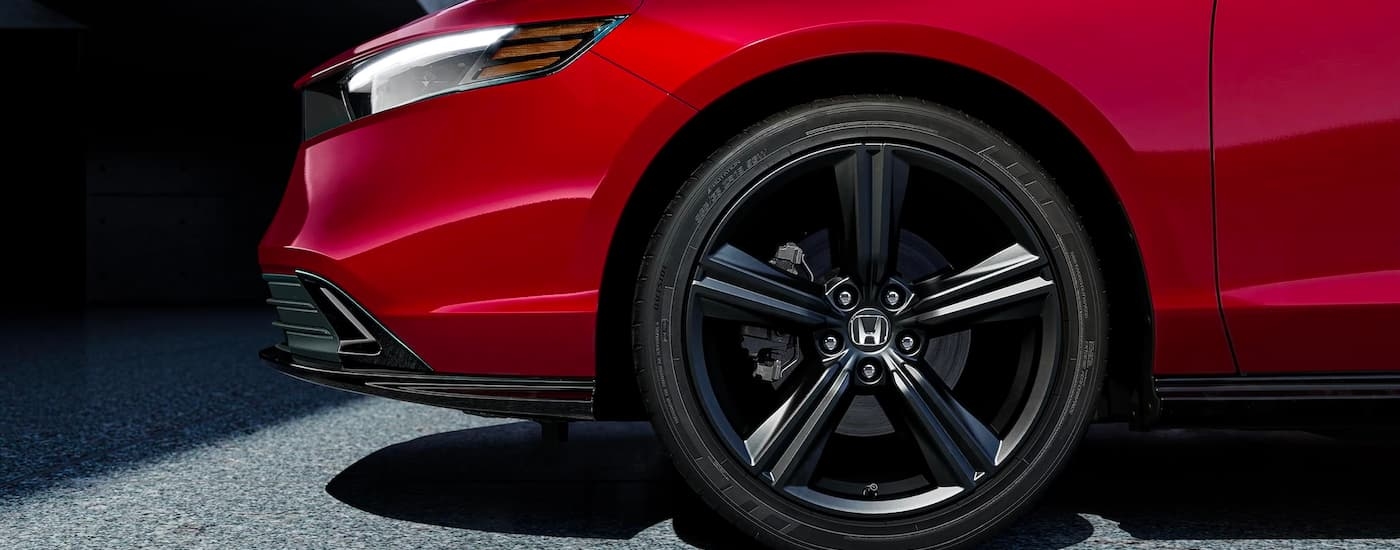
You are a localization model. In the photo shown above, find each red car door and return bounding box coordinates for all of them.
[1215,0,1400,374]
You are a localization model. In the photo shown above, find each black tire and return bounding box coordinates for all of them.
[633,96,1106,549]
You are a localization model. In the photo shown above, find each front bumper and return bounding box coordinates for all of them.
[258,50,690,381]
[260,272,594,420]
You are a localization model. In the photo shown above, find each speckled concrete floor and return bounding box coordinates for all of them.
[3,310,1399,549]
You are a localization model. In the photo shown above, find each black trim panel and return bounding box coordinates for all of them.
[261,346,594,421]
[1158,375,1400,401]
[263,272,432,372]
[295,271,431,372]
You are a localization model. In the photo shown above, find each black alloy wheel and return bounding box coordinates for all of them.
[635,96,1107,549]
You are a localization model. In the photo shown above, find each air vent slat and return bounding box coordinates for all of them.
[271,321,335,339]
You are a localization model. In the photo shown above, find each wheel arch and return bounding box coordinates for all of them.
[593,52,1154,424]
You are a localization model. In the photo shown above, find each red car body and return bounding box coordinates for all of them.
[260,0,1400,417]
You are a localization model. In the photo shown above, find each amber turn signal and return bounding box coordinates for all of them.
[475,19,618,81]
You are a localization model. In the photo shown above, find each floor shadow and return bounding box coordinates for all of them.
[328,419,777,548]
[326,421,675,539]
[0,309,361,500]
[332,422,1400,548]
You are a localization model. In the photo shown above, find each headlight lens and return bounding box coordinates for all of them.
[303,17,623,140]
[346,26,515,115]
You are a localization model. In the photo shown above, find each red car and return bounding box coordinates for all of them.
[258,0,1400,547]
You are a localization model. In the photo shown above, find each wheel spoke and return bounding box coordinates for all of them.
[745,361,853,486]
[886,360,1001,488]
[834,146,909,285]
[693,244,838,328]
[675,135,1072,515]
[906,244,1051,336]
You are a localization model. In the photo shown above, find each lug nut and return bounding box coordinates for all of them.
[820,334,842,353]
[883,288,903,308]
[836,289,855,308]
[858,361,883,383]
[897,333,919,354]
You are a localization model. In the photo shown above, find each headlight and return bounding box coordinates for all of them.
[302,17,623,140]
[346,26,515,115]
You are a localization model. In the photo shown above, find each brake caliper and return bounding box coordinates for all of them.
[742,242,812,386]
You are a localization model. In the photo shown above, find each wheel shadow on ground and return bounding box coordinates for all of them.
[326,420,786,547]
[327,422,1400,548]
[326,422,678,540]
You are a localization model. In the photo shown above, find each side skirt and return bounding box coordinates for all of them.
[1153,374,1400,429]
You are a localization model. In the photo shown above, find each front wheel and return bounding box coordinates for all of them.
[633,96,1106,549]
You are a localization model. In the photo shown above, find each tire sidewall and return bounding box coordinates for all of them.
[636,98,1105,549]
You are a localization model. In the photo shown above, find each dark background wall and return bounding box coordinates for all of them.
[2,0,462,309]
[2,2,85,311]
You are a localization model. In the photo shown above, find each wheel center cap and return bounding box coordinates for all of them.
[848,308,892,351]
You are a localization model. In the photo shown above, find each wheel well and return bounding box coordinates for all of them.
[594,54,1152,423]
